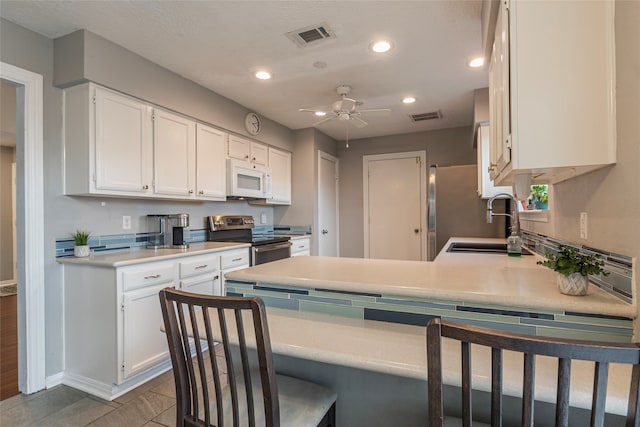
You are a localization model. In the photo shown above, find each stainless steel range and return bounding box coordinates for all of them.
[207,215,291,266]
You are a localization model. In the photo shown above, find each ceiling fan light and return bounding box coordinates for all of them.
[370,40,392,53]
[315,111,327,116]
[402,97,416,104]
[255,70,272,80]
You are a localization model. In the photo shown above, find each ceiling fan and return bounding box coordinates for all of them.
[299,85,391,129]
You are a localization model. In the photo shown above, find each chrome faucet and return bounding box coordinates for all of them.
[487,193,520,235]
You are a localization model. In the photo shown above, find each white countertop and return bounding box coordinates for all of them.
[192,307,633,416]
[56,242,250,267]
[226,238,634,318]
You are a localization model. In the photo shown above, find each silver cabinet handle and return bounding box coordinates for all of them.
[213,275,220,280]
[144,274,161,279]
[322,229,328,234]
[142,184,149,190]
[198,190,204,195]
[232,257,243,262]
[195,264,208,270]
[188,189,194,194]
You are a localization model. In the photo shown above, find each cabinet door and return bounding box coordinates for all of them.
[250,142,268,166]
[153,109,196,197]
[94,87,152,193]
[494,0,511,176]
[122,282,171,380]
[477,125,513,198]
[267,147,291,205]
[228,135,251,161]
[180,273,221,296]
[196,124,226,200]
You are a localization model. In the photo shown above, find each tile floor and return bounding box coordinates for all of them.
[0,350,225,427]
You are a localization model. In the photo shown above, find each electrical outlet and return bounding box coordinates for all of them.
[260,212,267,224]
[122,215,132,230]
[580,212,588,239]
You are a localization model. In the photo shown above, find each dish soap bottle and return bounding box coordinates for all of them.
[507,231,522,257]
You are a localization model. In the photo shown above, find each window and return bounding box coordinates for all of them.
[526,184,549,211]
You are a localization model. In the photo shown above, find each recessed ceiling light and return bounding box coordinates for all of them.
[370,40,392,53]
[402,97,416,104]
[315,111,327,116]
[255,70,272,80]
[468,57,484,68]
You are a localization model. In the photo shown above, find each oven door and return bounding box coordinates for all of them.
[251,241,292,265]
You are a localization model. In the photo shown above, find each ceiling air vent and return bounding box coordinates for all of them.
[286,23,336,47]
[410,111,442,122]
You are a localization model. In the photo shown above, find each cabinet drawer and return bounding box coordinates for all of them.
[291,238,310,254]
[122,262,175,292]
[220,249,250,270]
[180,255,220,280]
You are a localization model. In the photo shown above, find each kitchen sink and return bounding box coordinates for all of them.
[447,241,534,256]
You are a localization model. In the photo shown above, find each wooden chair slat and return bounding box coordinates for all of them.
[590,361,608,427]
[426,319,444,427]
[522,353,535,427]
[491,347,503,427]
[626,365,640,427]
[461,341,472,427]
[556,358,571,426]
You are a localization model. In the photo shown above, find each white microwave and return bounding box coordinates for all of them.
[227,158,272,199]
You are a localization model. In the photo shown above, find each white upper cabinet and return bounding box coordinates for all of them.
[195,124,227,201]
[65,84,153,197]
[227,134,268,165]
[152,108,196,198]
[477,125,513,199]
[267,147,292,205]
[489,0,616,184]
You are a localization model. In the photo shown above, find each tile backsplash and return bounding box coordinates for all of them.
[522,230,634,303]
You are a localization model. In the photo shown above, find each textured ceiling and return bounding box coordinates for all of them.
[0,1,489,141]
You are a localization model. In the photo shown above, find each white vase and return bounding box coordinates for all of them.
[74,245,90,257]
[557,272,589,296]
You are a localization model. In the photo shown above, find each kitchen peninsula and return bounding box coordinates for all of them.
[224,239,637,425]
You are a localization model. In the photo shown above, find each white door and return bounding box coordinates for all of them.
[318,151,339,257]
[196,124,226,200]
[364,151,426,261]
[153,109,196,197]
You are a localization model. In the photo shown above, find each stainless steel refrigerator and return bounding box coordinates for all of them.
[427,164,506,260]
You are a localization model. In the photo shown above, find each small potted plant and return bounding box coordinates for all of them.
[72,230,91,257]
[529,185,549,210]
[537,245,608,296]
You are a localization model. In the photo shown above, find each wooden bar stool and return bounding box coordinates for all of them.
[160,288,337,427]
[426,318,640,427]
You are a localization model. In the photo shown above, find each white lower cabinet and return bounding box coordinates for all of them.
[122,282,171,379]
[62,247,249,400]
[291,237,311,257]
[179,253,221,296]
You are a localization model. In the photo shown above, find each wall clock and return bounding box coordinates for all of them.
[244,112,261,135]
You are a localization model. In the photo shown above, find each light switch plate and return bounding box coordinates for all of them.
[260,212,267,224]
[122,215,132,230]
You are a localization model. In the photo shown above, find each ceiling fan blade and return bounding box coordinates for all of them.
[350,116,368,128]
[358,108,391,115]
[312,116,335,126]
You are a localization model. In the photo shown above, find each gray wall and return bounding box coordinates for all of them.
[520,1,640,295]
[0,18,287,377]
[337,126,477,257]
[274,128,338,254]
[0,146,15,281]
[54,30,294,151]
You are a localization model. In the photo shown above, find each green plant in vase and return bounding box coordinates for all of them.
[72,230,91,257]
[537,245,608,295]
[530,185,549,210]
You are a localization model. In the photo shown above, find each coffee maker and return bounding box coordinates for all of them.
[146,213,190,249]
[168,213,189,249]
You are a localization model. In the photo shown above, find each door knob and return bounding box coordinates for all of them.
[322,229,328,234]
[414,228,420,234]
